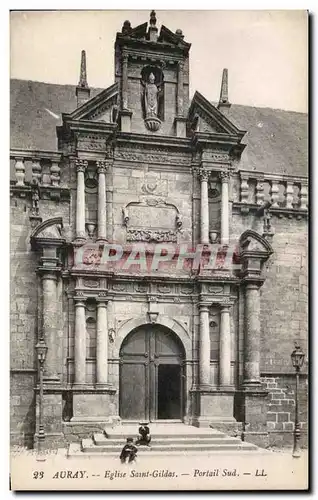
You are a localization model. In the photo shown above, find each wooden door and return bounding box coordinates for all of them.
[119,327,149,420]
[119,325,185,420]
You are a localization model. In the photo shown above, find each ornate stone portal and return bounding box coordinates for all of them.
[9,10,307,451]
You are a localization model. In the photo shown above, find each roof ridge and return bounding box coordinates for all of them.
[10,79,307,114]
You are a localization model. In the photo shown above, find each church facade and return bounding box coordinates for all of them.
[10,12,308,449]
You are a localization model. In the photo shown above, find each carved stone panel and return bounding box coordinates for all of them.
[123,198,182,242]
[83,279,99,288]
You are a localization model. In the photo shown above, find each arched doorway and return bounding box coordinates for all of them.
[119,324,185,421]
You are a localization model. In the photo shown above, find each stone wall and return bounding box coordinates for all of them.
[10,194,70,445]
[262,375,308,447]
[260,217,308,372]
[10,372,36,447]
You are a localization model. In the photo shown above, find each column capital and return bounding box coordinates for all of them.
[199,168,210,182]
[122,51,129,62]
[220,303,232,312]
[96,299,108,307]
[96,160,109,174]
[244,280,263,291]
[75,159,88,173]
[199,303,210,312]
[39,269,60,281]
[220,170,230,183]
[177,60,184,71]
[74,296,86,307]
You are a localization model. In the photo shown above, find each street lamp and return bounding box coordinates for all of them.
[35,339,48,461]
[290,342,305,458]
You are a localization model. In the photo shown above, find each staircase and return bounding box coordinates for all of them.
[68,423,263,457]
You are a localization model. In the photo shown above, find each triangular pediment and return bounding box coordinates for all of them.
[68,82,119,122]
[188,91,246,138]
[130,22,148,39]
[158,25,191,49]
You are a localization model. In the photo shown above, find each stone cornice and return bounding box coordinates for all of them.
[65,118,118,136]
[116,132,192,152]
[115,35,190,56]
[10,183,71,202]
[191,133,247,156]
[10,149,62,161]
[232,202,308,219]
[238,169,308,183]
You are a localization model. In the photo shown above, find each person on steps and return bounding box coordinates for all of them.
[119,437,138,464]
[136,422,151,446]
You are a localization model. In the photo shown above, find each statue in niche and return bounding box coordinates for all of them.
[143,72,159,118]
[31,179,40,216]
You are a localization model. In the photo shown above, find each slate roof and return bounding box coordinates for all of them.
[10,79,307,177]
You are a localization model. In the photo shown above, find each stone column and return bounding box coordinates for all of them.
[220,171,230,245]
[244,282,261,386]
[199,169,210,245]
[122,52,128,110]
[199,304,211,387]
[219,304,232,387]
[96,300,108,385]
[42,271,59,381]
[75,159,87,240]
[96,161,108,241]
[74,298,86,385]
[177,61,184,116]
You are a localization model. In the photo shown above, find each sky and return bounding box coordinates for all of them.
[10,10,308,112]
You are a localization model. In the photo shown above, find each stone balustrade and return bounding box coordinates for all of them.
[233,170,308,215]
[10,150,62,187]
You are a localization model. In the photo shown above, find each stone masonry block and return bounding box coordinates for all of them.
[283,422,294,431]
[277,412,290,422]
[267,412,277,422]
[267,421,276,430]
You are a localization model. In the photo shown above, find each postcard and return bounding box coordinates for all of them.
[10,9,308,491]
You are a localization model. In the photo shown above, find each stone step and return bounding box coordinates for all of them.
[104,430,227,439]
[82,438,258,453]
[68,442,267,458]
[93,433,241,446]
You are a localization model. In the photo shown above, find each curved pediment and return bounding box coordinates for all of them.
[30,217,65,248]
[239,229,273,255]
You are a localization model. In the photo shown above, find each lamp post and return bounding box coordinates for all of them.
[290,342,305,458]
[35,339,48,461]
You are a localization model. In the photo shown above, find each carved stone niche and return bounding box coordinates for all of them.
[122,198,182,243]
[141,65,164,132]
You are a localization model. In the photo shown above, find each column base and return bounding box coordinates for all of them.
[43,376,60,383]
[119,110,132,133]
[242,379,262,389]
[95,383,115,389]
[72,391,118,419]
[174,116,187,138]
[191,389,235,428]
[34,432,65,449]
[96,237,108,244]
[35,392,63,449]
[238,387,269,448]
[73,237,87,247]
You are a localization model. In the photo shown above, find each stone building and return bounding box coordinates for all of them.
[10,12,308,449]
